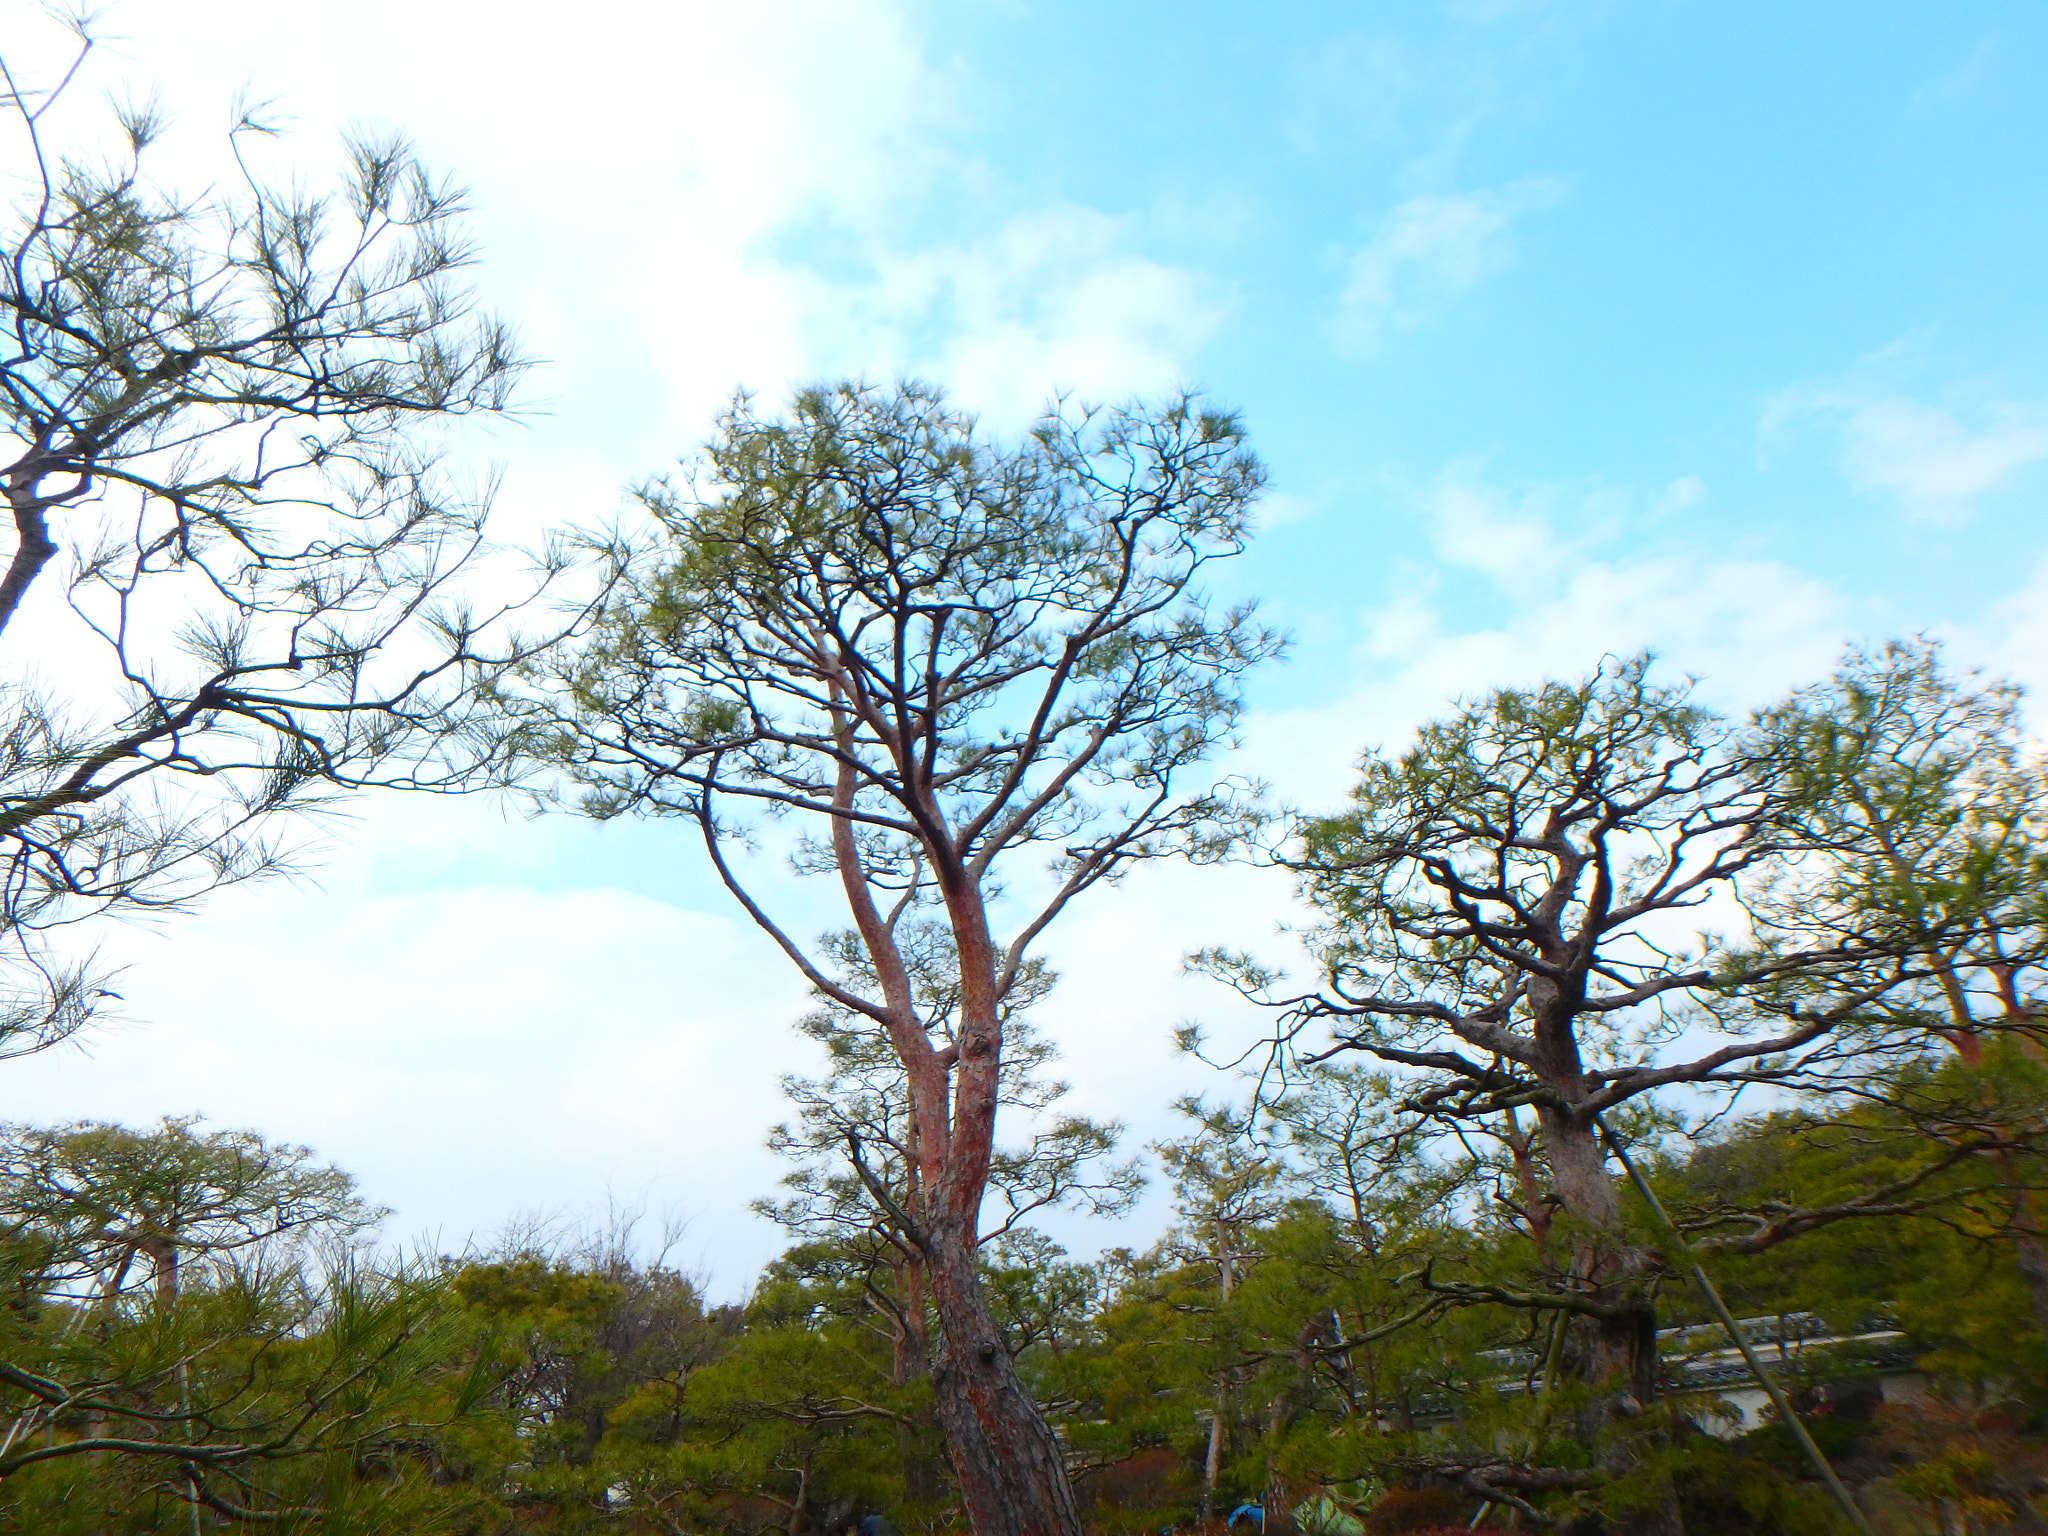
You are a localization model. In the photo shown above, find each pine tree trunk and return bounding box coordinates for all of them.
[923,1220,1084,1536]
[1265,1395,1296,1534]
[1202,1383,1226,1519]
[1541,1109,1683,1536]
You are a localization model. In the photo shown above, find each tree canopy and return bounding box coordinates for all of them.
[514,380,1280,1536]
[0,32,555,1056]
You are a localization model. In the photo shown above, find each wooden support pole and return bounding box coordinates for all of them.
[1596,1118,1874,1536]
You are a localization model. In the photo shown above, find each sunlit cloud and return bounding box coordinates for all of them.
[0,0,1229,1281]
[1235,465,1852,809]
[811,204,1224,431]
[1335,179,1565,351]
[1765,381,2048,523]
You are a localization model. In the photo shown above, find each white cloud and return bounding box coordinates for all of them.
[1243,551,1852,809]
[0,0,1232,1285]
[1969,551,2048,711]
[1237,469,1851,808]
[6,0,1217,478]
[1021,854,1309,1251]
[1336,179,1564,350]
[1841,397,2048,520]
[27,1,2037,1292]
[1765,382,2048,522]
[817,204,1224,432]
[3,877,818,1292]
[1424,471,1580,585]
[1403,463,1649,588]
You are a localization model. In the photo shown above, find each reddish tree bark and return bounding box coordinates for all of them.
[536,383,1276,1536]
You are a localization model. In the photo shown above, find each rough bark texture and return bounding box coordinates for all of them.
[925,1226,1084,1536]
[1541,1108,1681,1536]
[1533,973,1677,1534]
[922,887,1086,1536]
[1530,979,1679,1535]
[827,773,1087,1535]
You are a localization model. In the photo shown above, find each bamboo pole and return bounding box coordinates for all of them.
[1595,1118,1874,1536]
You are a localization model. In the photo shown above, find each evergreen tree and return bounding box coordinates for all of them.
[516,381,1277,1536]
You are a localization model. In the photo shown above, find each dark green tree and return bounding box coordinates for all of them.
[1200,655,2002,1535]
[0,1119,496,1529]
[451,1239,738,1533]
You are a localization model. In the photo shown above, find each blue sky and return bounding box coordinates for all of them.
[4,0,2046,1289]
[909,0,2048,661]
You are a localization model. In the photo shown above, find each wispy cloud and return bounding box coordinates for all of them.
[1765,381,2048,522]
[50,0,1222,455]
[821,204,1223,431]
[1227,464,1848,807]
[1416,463,1651,587]
[1335,179,1565,351]
[604,5,1223,434]
[1977,552,2048,708]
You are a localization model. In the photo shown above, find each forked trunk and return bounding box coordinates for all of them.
[1541,1109,1683,1536]
[831,759,1085,1534]
[924,1219,1084,1536]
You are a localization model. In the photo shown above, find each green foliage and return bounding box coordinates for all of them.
[0,492,2040,1536]
[1751,639,2048,1014]
[1653,1073,2048,1390]
[0,1118,494,1532]
[0,1115,379,1300]
[1667,1437,1849,1536]
[515,378,1286,1532]
[7,993,2045,1533]
[0,29,546,1055]
[0,1257,496,1532]
[533,379,1280,868]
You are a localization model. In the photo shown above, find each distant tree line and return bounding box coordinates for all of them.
[1,1004,2041,1534]
[0,639,2040,1535]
